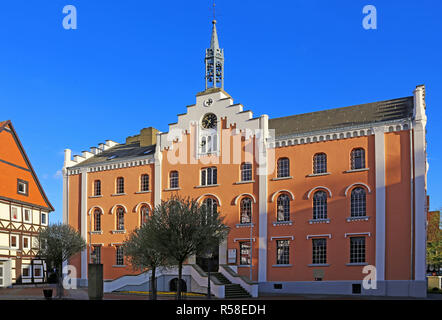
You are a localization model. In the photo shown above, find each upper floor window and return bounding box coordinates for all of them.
[17,179,28,196]
[11,207,19,221]
[313,191,327,220]
[41,212,47,225]
[116,207,125,231]
[116,177,124,194]
[201,167,217,186]
[313,153,327,174]
[350,237,366,263]
[94,180,101,196]
[170,171,179,189]
[351,187,367,217]
[140,174,150,192]
[241,162,253,182]
[94,209,101,231]
[277,194,290,222]
[23,208,31,223]
[140,205,149,225]
[200,131,218,154]
[351,148,366,170]
[277,158,290,178]
[240,197,252,224]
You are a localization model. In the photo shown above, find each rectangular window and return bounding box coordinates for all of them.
[34,266,42,278]
[277,158,290,178]
[92,245,101,264]
[41,213,47,225]
[11,207,19,221]
[23,209,31,223]
[276,240,290,265]
[239,242,251,266]
[116,177,124,194]
[23,236,30,250]
[170,171,179,189]
[10,235,18,249]
[241,163,253,182]
[116,246,124,265]
[201,167,217,186]
[140,174,149,192]
[313,153,327,174]
[312,238,327,264]
[22,265,31,278]
[94,180,101,196]
[350,237,366,263]
[17,179,28,196]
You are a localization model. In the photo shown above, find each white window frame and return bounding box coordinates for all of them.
[199,129,218,155]
[41,212,48,226]
[22,236,31,250]
[17,180,28,195]
[11,206,20,222]
[33,265,44,278]
[23,208,32,223]
[21,265,32,279]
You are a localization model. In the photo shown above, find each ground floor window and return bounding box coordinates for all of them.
[350,237,366,263]
[312,238,327,264]
[276,240,290,265]
[116,246,124,265]
[239,242,251,266]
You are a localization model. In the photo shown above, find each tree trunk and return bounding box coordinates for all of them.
[150,266,157,300]
[57,265,64,299]
[177,262,182,300]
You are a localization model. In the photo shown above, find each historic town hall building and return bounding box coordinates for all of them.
[63,20,428,297]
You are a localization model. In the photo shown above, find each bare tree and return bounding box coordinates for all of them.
[37,223,86,298]
[123,221,172,300]
[150,196,229,300]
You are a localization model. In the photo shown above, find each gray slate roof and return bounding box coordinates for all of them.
[268,96,414,138]
[72,142,156,168]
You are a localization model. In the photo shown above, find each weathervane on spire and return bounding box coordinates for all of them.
[205,0,224,90]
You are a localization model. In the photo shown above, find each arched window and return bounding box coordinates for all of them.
[94,209,101,231]
[313,191,327,219]
[351,187,366,217]
[170,171,179,189]
[140,174,149,192]
[140,205,149,225]
[241,162,253,182]
[313,153,327,174]
[116,207,125,230]
[94,180,101,196]
[116,177,124,194]
[240,197,252,224]
[203,197,218,216]
[277,194,290,222]
[277,158,290,178]
[351,148,366,170]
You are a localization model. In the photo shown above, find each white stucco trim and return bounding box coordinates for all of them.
[88,206,105,215]
[344,232,371,238]
[196,193,222,206]
[233,193,257,206]
[270,189,295,202]
[374,126,386,281]
[134,202,153,213]
[306,186,332,199]
[344,183,372,196]
[110,204,129,215]
[306,234,332,239]
[80,168,88,281]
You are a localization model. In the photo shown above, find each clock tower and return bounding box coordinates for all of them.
[205,19,224,90]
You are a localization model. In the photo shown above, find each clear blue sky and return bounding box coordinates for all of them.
[1,0,441,224]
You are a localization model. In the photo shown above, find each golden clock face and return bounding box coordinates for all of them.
[202,113,217,129]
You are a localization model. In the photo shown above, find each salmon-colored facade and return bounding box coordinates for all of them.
[63,21,428,297]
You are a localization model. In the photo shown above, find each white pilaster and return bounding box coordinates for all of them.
[80,167,88,283]
[154,134,163,206]
[374,126,386,281]
[413,85,427,281]
[258,115,269,283]
[62,168,69,225]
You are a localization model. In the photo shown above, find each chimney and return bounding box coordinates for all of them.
[126,127,159,147]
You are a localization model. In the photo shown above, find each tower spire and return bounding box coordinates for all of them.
[205,1,224,90]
